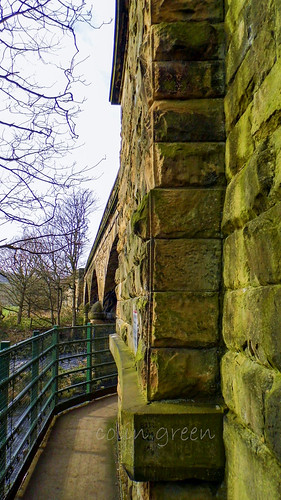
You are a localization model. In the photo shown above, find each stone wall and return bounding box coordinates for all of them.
[117,0,225,401]
[111,0,226,497]
[222,0,281,497]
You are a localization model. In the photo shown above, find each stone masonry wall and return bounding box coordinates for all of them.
[222,0,281,497]
[115,0,225,497]
[117,0,225,402]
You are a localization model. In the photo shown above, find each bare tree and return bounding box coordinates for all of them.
[0,0,104,228]
[53,188,96,326]
[0,243,37,324]
[35,229,69,325]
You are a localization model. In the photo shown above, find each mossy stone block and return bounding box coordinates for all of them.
[149,347,219,400]
[152,291,219,347]
[153,239,221,292]
[153,100,225,143]
[153,61,225,100]
[223,285,281,371]
[132,188,224,240]
[151,0,224,23]
[153,142,225,188]
[265,377,281,462]
[224,413,281,500]
[222,352,274,438]
[152,22,225,61]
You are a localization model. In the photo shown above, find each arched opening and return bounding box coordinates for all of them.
[84,283,89,306]
[103,237,118,320]
[90,269,99,305]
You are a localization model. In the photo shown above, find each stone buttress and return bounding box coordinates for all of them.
[109,1,226,498]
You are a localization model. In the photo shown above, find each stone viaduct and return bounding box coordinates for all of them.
[84,0,281,498]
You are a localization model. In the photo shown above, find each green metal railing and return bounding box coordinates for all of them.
[0,323,117,500]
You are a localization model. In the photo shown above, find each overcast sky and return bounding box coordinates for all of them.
[75,0,121,258]
[2,0,121,259]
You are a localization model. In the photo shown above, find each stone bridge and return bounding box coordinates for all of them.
[84,0,281,498]
[84,178,119,319]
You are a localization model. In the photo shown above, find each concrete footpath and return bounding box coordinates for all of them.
[16,395,119,500]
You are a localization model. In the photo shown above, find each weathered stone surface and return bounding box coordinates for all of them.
[153,61,225,100]
[224,203,281,289]
[148,347,219,400]
[252,59,281,140]
[225,0,275,85]
[151,0,224,23]
[110,335,225,481]
[151,292,219,347]
[225,105,254,179]
[222,140,275,234]
[224,414,281,500]
[152,188,224,239]
[153,142,225,188]
[153,100,225,143]
[223,285,281,370]
[132,188,224,239]
[153,239,221,291]
[150,482,221,500]
[222,352,274,438]
[152,22,225,61]
[265,376,281,463]
[224,23,276,132]
[223,229,254,289]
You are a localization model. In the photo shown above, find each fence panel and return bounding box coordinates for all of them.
[0,323,117,500]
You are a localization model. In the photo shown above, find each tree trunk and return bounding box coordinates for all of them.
[72,274,76,327]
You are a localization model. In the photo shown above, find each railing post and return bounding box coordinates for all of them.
[52,326,59,409]
[86,323,92,395]
[0,341,10,500]
[31,330,40,445]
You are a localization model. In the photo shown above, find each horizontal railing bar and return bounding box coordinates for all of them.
[0,360,54,419]
[0,377,54,451]
[0,345,54,390]
[4,393,54,475]
[0,329,54,357]
[57,360,116,380]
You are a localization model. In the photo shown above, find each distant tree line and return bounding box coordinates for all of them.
[0,189,95,327]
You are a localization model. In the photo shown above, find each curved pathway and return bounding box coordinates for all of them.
[16,395,119,500]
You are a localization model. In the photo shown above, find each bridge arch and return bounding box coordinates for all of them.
[103,236,118,319]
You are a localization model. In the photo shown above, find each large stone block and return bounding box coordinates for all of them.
[222,140,275,234]
[151,0,224,23]
[243,203,281,286]
[148,347,219,400]
[225,105,254,179]
[224,23,275,132]
[225,0,275,85]
[153,61,225,100]
[223,285,281,371]
[222,352,274,438]
[265,376,281,463]
[152,22,225,61]
[223,229,253,289]
[252,59,281,140]
[132,188,224,239]
[153,100,225,143]
[153,142,225,188]
[224,413,281,500]
[153,239,222,291]
[224,203,281,288]
[151,291,219,347]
